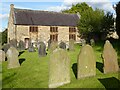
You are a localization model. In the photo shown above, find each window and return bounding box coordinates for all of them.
[69,27,76,41]
[50,26,58,41]
[29,26,38,32]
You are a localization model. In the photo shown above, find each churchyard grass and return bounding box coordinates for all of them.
[2,41,120,88]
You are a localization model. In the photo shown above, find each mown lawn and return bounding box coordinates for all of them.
[2,41,120,88]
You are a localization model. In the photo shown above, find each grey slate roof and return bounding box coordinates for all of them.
[14,8,79,26]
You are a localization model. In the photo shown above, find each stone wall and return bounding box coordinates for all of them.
[8,24,80,47]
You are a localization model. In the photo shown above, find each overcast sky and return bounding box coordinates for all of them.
[0,0,119,32]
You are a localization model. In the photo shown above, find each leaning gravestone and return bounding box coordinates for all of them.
[77,44,96,79]
[6,46,20,69]
[59,42,66,50]
[90,39,95,46]
[103,40,119,74]
[38,42,46,57]
[0,50,5,62]
[18,40,25,50]
[28,43,35,52]
[49,41,58,52]
[10,39,17,48]
[69,39,75,51]
[49,48,70,88]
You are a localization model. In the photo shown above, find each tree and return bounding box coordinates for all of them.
[2,28,7,45]
[101,12,114,32]
[116,1,120,39]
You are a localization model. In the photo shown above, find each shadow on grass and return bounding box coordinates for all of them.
[72,63,77,79]
[96,62,103,73]
[19,58,25,65]
[98,77,120,89]
[18,51,25,57]
[2,72,16,86]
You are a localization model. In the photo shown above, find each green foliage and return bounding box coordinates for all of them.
[101,12,114,32]
[115,1,120,38]
[62,3,114,38]
[2,29,7,45]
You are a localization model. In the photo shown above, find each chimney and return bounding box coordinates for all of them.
[10,4,14,10]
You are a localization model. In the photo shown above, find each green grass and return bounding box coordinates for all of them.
[2,41,120,88]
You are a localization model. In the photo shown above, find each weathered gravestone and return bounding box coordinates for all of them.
[59,41,66,50]
[90,39,95,46]
[2,44,10,53]
[81,39,86,46]
[10,39,17,48]
[48,39,51,49]
[77,44,96,79]
[38,42,46,57]
[0,50,5,62]
[103,40,119,74]
[49,48,70,88]
[6,46,20,69]
[69,39,75,51]
[28,43,35,52]
[49,41,58,52]
[18,40,25,50]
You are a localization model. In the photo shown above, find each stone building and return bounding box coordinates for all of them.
[8,4,80,48]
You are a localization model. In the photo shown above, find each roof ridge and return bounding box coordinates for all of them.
[14,8,76,15]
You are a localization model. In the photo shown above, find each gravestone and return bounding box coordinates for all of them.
[38,42,46,57]
[77,44,96,79]
[59,42,66,50]
[90,39,95,46]
[28,43,35,52]
[2,44,10,53]
[48,39,51,49]
[18,40,25,50]
[6,46,20,69]
[81,39,86,46]
[0,50,5,62]
[10,39,17,48]
[69,39,75,51]
[49,41,58,52]
[103,40,119,74]
[49,48,70,88]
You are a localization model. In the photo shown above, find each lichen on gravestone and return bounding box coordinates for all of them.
[77,44,96,79]
[49,48,70,88]
[102,40,119,74]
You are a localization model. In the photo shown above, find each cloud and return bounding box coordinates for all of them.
[46,0,116,13]
[0,14,9,20]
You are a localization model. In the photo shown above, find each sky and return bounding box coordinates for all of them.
[0,0,120,32]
